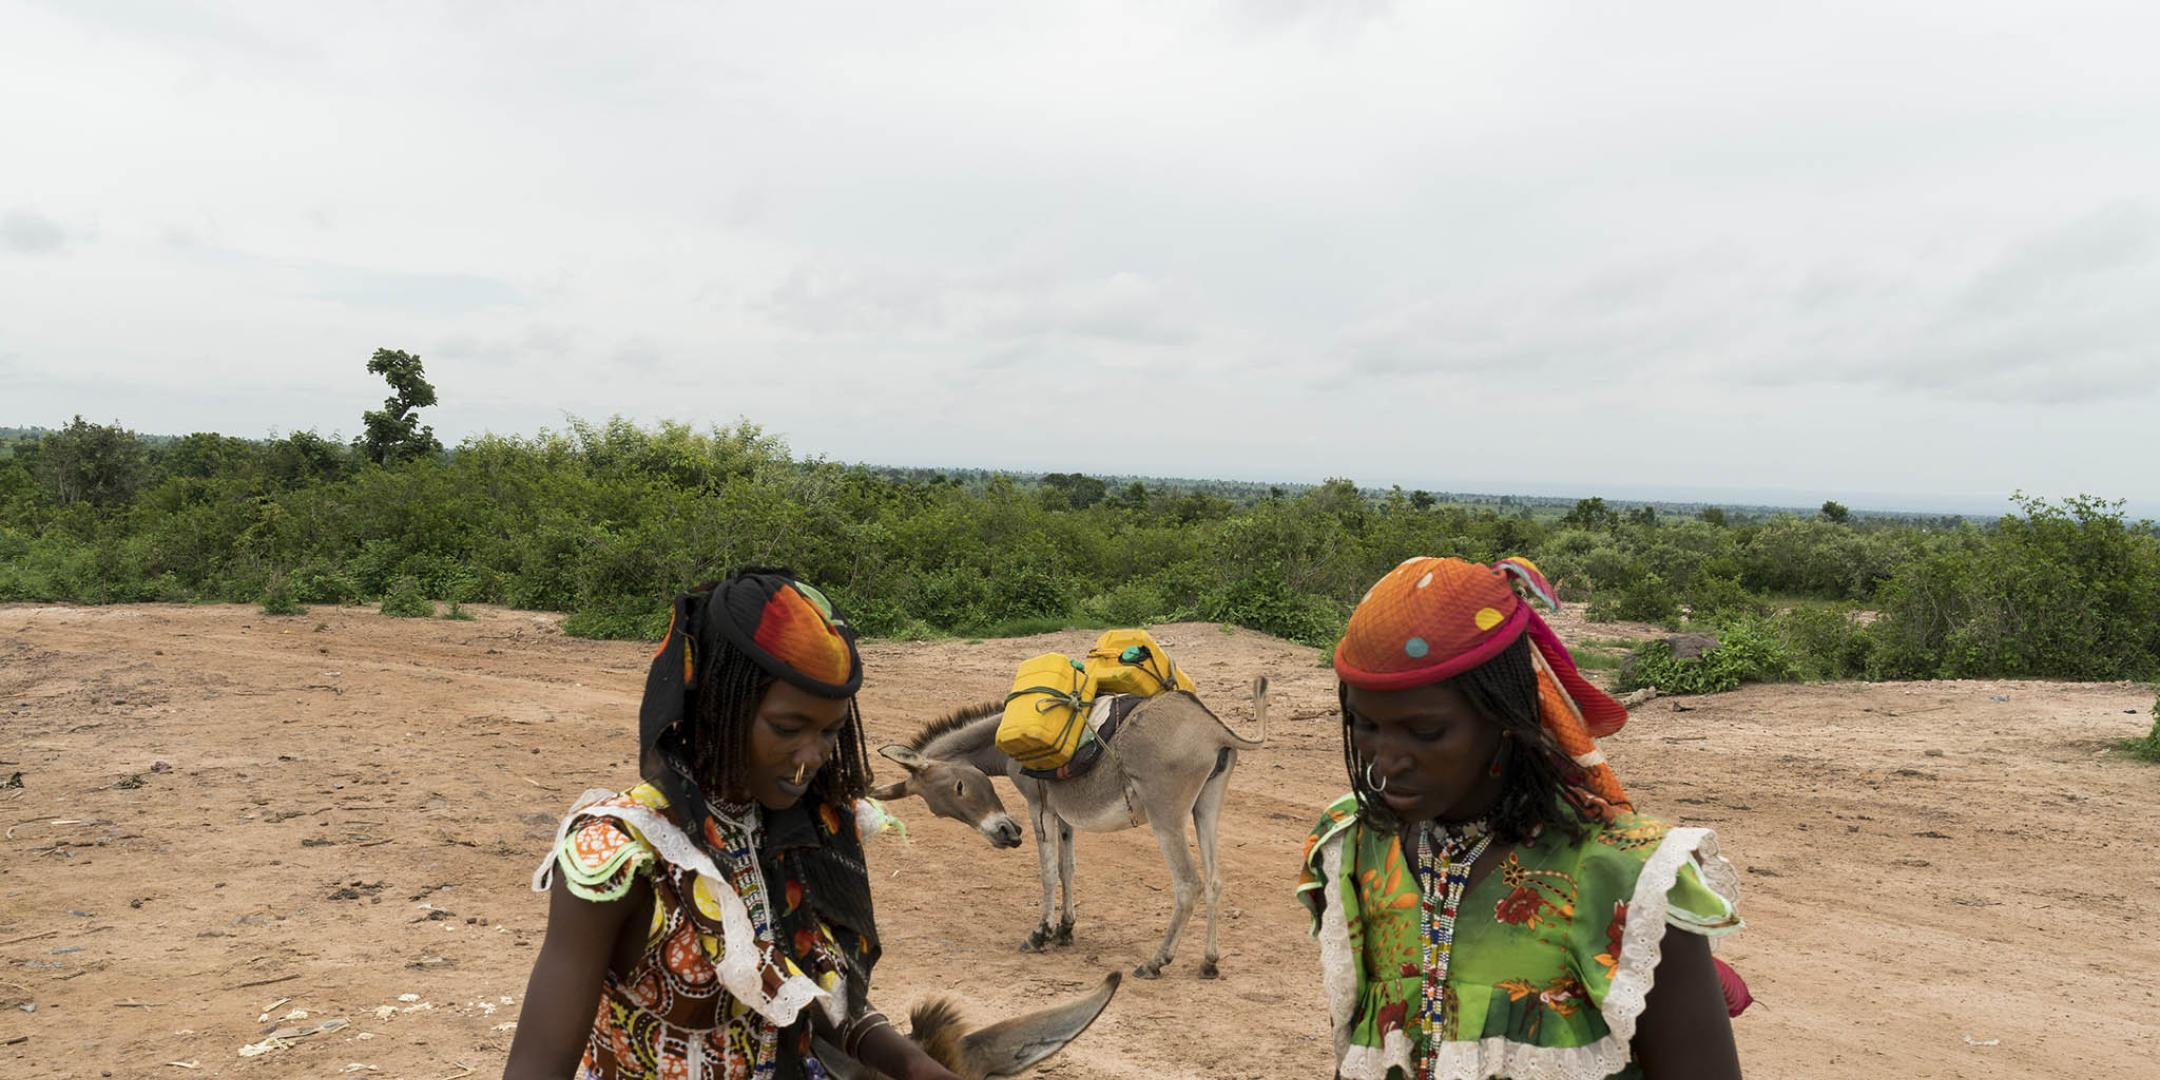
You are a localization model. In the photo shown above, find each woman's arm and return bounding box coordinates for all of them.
[501,874,647,1080]
[816,1004,963,1080]
[1630,927,1742,1080]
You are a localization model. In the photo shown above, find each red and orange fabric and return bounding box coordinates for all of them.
[1334,556,1631,815]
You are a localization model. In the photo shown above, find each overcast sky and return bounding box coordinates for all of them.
[5,1,2157,513]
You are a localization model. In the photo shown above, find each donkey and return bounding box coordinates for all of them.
[871,678,1268,979]
[817,972,1119,1080]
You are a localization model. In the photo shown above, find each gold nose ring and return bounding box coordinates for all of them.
[793,763,807,785]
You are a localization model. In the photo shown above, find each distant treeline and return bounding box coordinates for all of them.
[4,415,2156,685]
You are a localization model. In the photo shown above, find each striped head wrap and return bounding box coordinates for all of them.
[1334,556,1631,814]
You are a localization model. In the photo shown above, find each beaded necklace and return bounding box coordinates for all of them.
[1415,820,1492,1080]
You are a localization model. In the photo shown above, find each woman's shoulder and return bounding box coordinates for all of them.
[1532,809,1742,937]
[1301,793,1366,859]
[539,783,677,901]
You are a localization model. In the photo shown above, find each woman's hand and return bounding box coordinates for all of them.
[842,1007,964,1080]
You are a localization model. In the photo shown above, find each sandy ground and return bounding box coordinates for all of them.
[2,602,2156,1079]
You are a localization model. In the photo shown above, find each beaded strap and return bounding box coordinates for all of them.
[1416,823,1493,1080]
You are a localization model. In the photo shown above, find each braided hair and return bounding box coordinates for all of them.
[1339,634,1590,845]
[681,621,874,808]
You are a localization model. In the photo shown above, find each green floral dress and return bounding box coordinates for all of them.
[1296,796,1742,1080]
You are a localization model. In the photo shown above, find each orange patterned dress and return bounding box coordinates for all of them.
[535,784,870,1080]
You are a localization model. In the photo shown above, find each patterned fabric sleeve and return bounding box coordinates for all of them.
[1295,793,1362,930]
[554,813,657,903]
[1568,816,1743,1045]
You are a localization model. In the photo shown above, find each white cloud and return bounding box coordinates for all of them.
[0,0,2155,506]
[1,209,71,254]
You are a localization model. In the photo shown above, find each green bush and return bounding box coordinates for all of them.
[563,601,672,641]
[1587,572,1680,625]
[1205,575,1344,649]
[1869,496,2160,680]
[1775,605,1872,680]
[379,575,435,618]
[1077,579,1176,626]
[258,572,305,616]
[2123,693,2160,763]
[1617,618,1796,695]
[1683,575,1769,621]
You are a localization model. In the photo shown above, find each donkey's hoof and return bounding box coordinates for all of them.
[1053,922,1075,947]
[1131,963,1163,980]
[1019,928,1052,953]
[1199,960,1220,980]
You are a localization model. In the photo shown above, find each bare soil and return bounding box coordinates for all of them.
[2,603,2155,1079]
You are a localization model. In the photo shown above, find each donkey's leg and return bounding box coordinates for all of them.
[1054,816,1077,946]
[1021,786,1060,953]
[1191,749,1236,979]
[1133,813,1200,979]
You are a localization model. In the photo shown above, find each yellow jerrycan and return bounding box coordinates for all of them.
[995,653,1099,770]
[1083,628,1196,697]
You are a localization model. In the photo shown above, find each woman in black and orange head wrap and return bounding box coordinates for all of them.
[1298,557,1748,1080]
[506,568,962,1080]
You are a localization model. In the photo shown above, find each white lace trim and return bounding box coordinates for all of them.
[530,789,832,1029]
[1339,1030,1634,1080]
[1311,824,1743,1080]
[1599,826,1740,1048]
[1315,831,1360,1064]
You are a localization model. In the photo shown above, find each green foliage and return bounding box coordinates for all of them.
[1771,605,1873,680]
[378,575,435,618]
[1039,472,1109,511]
[562,602,673,640]
[1819,500,1851,524]
[2122,693,2160,763]
[3,418,2154,689]
[1867,496,2160,680]
[35,416,148,510]
[1739,516,1906,599]
[1617,618,1796,695]
[1560,497,1616,531]
[1586,572,1679,625]
[358,348,442,465]
[1077,579,1178,626]
[1204,575,1344,649]
[259,572,305,616]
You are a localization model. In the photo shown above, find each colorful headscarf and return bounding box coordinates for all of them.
[1335,556,1631,814]
[639,567,862,793]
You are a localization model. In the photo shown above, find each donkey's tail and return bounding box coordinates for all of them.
[1215,676,1269,748]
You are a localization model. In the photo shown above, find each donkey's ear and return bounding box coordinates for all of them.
[959,971,1120,1078]
[878,744,930,771]
[867,778,911,801]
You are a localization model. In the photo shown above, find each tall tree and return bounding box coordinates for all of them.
[37,415,146,509]
[1819,500,1851,524]
[358,348,443,465]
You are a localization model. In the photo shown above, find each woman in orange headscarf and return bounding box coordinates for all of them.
[1298,557,1746,1080]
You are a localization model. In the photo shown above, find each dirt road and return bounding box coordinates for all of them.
[2,603,2154,1078]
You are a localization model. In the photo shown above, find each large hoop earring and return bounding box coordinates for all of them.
[1363,760,1389,793]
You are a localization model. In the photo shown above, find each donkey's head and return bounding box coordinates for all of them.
[817,971,1121,1080]
[871,744,1025,849]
